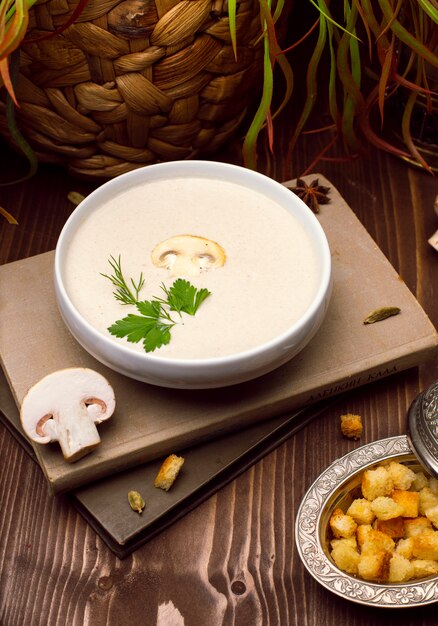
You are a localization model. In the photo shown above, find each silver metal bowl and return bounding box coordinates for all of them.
[295,435,438,608]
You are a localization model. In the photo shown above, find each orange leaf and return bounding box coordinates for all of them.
[0,205,19,224]
[0,0,29,60]
[0,57,18,105]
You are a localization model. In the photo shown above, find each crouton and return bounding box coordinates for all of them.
[391,489,419,518]
[386,461,416,490]
[340,413,363,440]
[331,536,357,550]
[331,540,360,575]
[374,517,405,538]
[395,537,414,559]
[388,553,414,582]
[356,524,373,547]
[419,488,438,515]
[154,454,185,491]
[327,459,438,584]
[411,532,438,560]
[361,466,393,501]
[360,529,395,555]
[329,508,357,538]
[411,559,438,578]
[357,550,391,582]
[425,505,438,528]
[404,516,433,538]
[428,477,438,496]
[346,498,375,525]
[371,496,404,521]
[411,471,429,492]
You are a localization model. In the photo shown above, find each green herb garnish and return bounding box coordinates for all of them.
[158,279,211,316]
[102,258,211,353]
[108,298,174,352]
[100,254,145,305]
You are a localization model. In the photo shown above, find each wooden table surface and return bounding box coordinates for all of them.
[0,119,437,626]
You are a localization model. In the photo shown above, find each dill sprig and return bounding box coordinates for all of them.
[101,255,145,305]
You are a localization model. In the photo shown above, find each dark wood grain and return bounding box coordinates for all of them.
[0,103,437,626]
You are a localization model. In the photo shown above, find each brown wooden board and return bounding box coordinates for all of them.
[0,175,437,493]
[0,368,339,558]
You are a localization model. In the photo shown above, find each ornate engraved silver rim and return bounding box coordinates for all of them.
[295,435,438,607]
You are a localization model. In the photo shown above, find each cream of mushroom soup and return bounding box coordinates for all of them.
[64,176,322,359]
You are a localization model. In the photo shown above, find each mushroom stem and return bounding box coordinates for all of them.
[55,402,102,462]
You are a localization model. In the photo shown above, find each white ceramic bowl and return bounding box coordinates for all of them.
[54,161,332,389]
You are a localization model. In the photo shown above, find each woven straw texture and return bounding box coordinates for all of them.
[0,0,276,178]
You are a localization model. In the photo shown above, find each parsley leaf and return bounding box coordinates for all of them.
[143,324,172,352]
[161,279,211,315]
[108,299,175,352]
[135,299,161,319]
[108,313,162,344]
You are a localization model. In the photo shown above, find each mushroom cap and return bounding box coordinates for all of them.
[20,367,116,444]
[151,234,226,277]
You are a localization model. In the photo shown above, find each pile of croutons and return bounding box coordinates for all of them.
[329,460,438,583]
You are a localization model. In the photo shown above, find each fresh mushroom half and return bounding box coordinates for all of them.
[151,234,226,277]
[20,368,116,463]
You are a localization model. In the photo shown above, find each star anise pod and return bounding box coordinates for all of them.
[288,178,331,213]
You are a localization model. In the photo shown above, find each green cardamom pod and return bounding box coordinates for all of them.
[128,490,145,514]
[363,306,401,325]
[67,191,85,206]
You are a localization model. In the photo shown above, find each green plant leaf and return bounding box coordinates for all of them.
[101,255,145,305]
[0,1,13,59]
[417,0,438,25]
[272,0,284,23]
[0,0,29,61]
[105,260,211,353]
[400,63,433,173]
[135,299,162,319]
[378,0,438,68]
[378,33,395,124]
[358,0,382,41]
[227,0,237,60]
[308,0,361,40]
[163,279,211,316]
[143,325,172,353]
[375,0,403,41]
[326,12,339,126]
[337,1,363,151]
[287,9,328,161]
[242,0,275,169]
[256,1,294,129]
[352,0,373,57]
[108,314,161,343]
[0,49,38,186]
[270,50,294,124]
[359,86,411,159]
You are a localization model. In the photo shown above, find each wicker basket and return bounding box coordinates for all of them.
[0,0,280,179]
